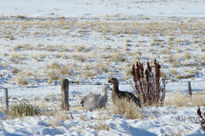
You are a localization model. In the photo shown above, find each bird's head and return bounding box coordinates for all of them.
[101,84,111,95]
[108,77,119,85]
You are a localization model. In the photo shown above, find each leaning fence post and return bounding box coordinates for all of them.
[188,81,192,96]
[61,79,69,111]
[4,88,9,111]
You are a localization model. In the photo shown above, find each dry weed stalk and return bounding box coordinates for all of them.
[131,59,166,106]
[197,107,205,131]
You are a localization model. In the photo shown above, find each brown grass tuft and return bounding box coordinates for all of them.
[93,123,110,131]
[17,76,28,85]
[112,98,142,119]
[165,92,205,107]
[46,111,68,127]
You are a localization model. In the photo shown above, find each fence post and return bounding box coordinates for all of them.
[188,81,192,96]
[61,79,69,111]
[4,88,9,111]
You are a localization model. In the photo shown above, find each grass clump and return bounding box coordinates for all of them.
[7,103,41,117]
[112,98,142,119]
[46,62,70,81]
[17,76,28,85]
[47,111,69,127]
[165,92,205,107]
[93,123,110,131]
[11,67,21,75]
[165,93,188,107]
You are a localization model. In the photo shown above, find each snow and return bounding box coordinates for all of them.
[0,105,203,135]
[0,0,205,135]
[0,0,205,17]
[0,82,204,135]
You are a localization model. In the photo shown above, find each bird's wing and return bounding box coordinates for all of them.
[81,94,101,108]
[81,93,93,106]
[99,95,108,108]
[90,94,101,105]
[120,91,141,107]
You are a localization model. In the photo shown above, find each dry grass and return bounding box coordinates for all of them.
[93,123,110,131]
[45,70,60,80]
[79,115,89,121]
[175,74,195,80]
[184,52,191,60]
[47,111,69,127]
[169,69,178,76]
[96,60,109,72]
[17,75,28,85]
[165,93,188,107]
[165,92,205,107]
[2,17,205,86]
[111,98,142,119]
[84,70,97,79]
[201,54,205,62]
[11,67,21,75]
[7,103,41,117]
[71,54,86,62]
[108,52,126,62]
[45,62,70,81]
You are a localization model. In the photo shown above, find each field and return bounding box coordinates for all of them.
[0,0,205,135]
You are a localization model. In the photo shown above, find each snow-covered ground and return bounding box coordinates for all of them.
[1,0,205,17]
[0,84,204,136]
[0,0,205,135]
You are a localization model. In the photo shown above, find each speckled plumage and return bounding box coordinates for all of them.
[108,77,141,107]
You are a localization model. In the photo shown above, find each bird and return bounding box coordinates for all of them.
[108,77,141,107]
[80,84,110,111]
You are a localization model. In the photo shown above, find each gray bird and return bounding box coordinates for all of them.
[80,84,110,111]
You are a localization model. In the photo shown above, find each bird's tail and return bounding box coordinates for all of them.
[135,97,141,108]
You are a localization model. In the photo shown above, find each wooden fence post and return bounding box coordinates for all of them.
[188,81,192,96]
[61,79,69,111]
[4,88,9,111]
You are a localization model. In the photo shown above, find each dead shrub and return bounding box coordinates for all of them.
[131,59,166,106]
[17,15,25,19]
[112,98,142,119]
